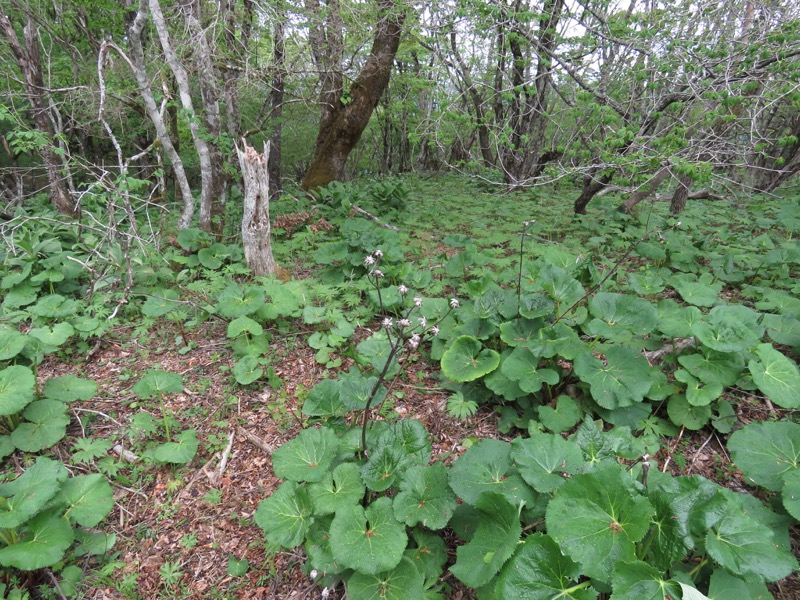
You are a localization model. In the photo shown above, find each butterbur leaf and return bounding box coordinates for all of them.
[500,346,560,393]
[376,419,431,465]
[693,306,761,353]
[28,322,74,347]
[674,370,722,407]
[0,510,74,570]
[678,351,744,387]
[610,561,681,600]
[132,370,183,398]
[679,583,711,600]
[308,463,365,516]
[406,529,447,583]
[272,427,339,483]
[669,272,721,307]
[302,378,345,417]
[586,292,658,339]
[346,556,424,600]
[546,463,654,583]
[538,265,585,308]
[56,474,114,527]
[44,375,97,402]
[340,371,384,411]
[705,511,798,582]
[0,457,68,529]
[232,356,263,385]
[573,347,653,409]
[511,433,583,493]
[538,395,582,433]
[762,313,800,347]
[0,328,26,361]
[255,481,313,548]
[0,365,36,416]
[357,334,400,379]
[499,318,544,347]
[707,569,773,599]
[448,439,535,508]
[728,421,800,491]
[748,343,800,409]
[11,400,70,451]
[394,464,457,530]
[74,530,116,556]
[657,300,703,338]
[782,469,800,520]
[667,395,711,430]
[441,336,500,382]
[217,284,265,318]
[226,316,263,338]
[152,430,199,464]
[362,445,407,492]
[495,534,594,600]
[329,497,407,575]
[29,294,77,318]
[141,289,180,317]
[449,492,521,588]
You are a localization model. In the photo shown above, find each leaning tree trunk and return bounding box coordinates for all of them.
[669,173,693,215]
[574,171,614,214]
[237,141,278,276]
[619,166,670,213]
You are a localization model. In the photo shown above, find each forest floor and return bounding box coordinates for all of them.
[26,176,800,599]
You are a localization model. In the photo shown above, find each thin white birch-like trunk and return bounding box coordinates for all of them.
[237,141,277,276]
[125,0,194,229]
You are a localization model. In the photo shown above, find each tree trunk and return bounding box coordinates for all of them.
[574,171,614,214]
[669,173,693,215]
[268,7,286,198]
[619,166,670,213]
[0,12,75,217]
[301,0,404,191]
[237,141,278,276]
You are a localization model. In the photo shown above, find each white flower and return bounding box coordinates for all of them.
[430,326,440,336]
[398,318,411,328]
[364,255,375,266]
[382,317,393,329]
[321,588,331,599]
[398,284,409,295]
[418,317,427,327]
[370,269,384,278]
[374,249,384,258]
[408,333,421,349]
[413,297,423,307]
[450,298,460,309]
[310,570,319,580]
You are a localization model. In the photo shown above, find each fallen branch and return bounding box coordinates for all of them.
[350,205,400,231]
[237,426,274,453]
[112,444,139,463]
[644,337,695,365]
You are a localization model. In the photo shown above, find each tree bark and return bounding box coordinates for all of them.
[301,0,404,191]
[619,166,670,213]
[669,173,693,215]
[0,11,75,217]
[268,4,286,198]
[237,141,278,276]
[574,171,614,214]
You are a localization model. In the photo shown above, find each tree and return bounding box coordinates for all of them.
[301,0,405,191]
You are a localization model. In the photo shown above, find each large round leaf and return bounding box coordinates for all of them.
[611,560,682,600]
[441,336,500,382]
[131,369,183,398]
[546,463,654,583]
[28,322,74,347]
[0,328,26,361]
[329,497,407,575]
[669,272,721,307]
[43,375,97,402]
[500,346,560,393]
[141,289,181,317]
[308,463,365,517]
[587,292,658,339]
[782,469,800,521]
[728,421,800,491]
[511,433,584,494]
[393,464,456,530]
[0,365,35,416]
[232,356,263,386]
[226,316,263,338]
[302,378,345,417]
[216,284,265,318]
[346,556,424,600]
[254,481,313,548]
[151,429,199,465]
[11,400,70,452]
[57,474,114,527]
[0,457,68,529]
[667,395,711,430]
[748,343,800,409]
[0,510,74,570]
[272,427,339,483]
[573,347,653,409]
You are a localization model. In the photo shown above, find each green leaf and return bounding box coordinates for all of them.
[43,375,97,402]
[678,351,744,387]
[329,497,407,575]
[0,366,35,416]
[226,316,263,338]
[586,292,658,339]
[748,344,800,409]
[669,272,721,307]
[538,265,585,308]
[707,568,773,600]
[511,433,584,493]
[538,395,582,433]
[302,378,346,417]
[781,469,800,521]
[693,309,761,353]
[0,510,74,570]
[441,336,500,382]
[357,334,400,379]
[28,322,74,347]
[0,328,26,361]
[500,346,560,393]
[216,284,265,318]
[674,370,722,407]
[28,294,78,318]
[71,437,113,464]
[11,400,70,451]
[763,313,800,347]
[308,463,365,516]
[449,492,521,588]
[573,347,653,409]
[346,556,424,600]
[254,481,313,548]
[394,464,457,530]
[610,561,681,600]
[448,439,536,508]
[546,463,654,583]
[0,457,68,529]
[500,318,544,347]
[232,356,263,385]
[152,429,199,464]
[405,529,447,583]
[141,289,181,317]
[227,555,249,577]
[705,511,798,582]
[361,445,408,492]
[728,421,800,491]
[56,474,114,527]
[657,300,703,338]
[272,427,339,483]
[131,370,183,398]
[376,420,432,465]
[667,395,711,430]
[339,371,384,412]
[495,534,594,600]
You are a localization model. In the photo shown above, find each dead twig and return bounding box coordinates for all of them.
[237,426,274,453]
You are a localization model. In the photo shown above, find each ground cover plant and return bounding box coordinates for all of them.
[0,175,799,598]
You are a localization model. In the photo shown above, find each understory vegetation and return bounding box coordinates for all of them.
[0,175,799,598]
